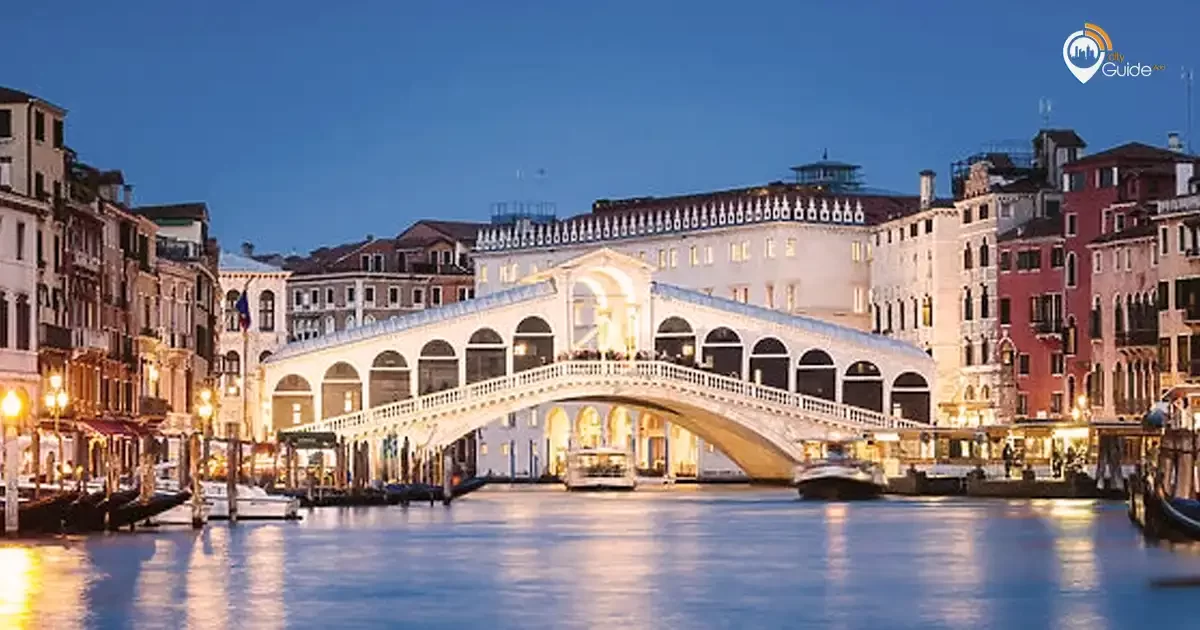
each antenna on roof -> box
[822,148,829,160]
[1184,67,1194,153]
[1039,97,1053,127]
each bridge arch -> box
[514,316,554,372]
[654,316,696,362]
[273,374,314,430]
[466,327,507,384]
[703,326,744,378]
[543,407,571,475]
[321,362,362,418]
[576,406,603,448]
[796,349,836,401]
[843,360,883,412]
[369,350,411,407]
[418,340,458,394]
[750,337,789,389]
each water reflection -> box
[0,492,1196,629]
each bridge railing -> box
[287,360,923,437]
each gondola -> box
[109,491,193,531]
[0,491,82,535]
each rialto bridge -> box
[263,249,935,480]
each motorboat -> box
[794,447,887,500]
[564,447,637,491]
[204,482,300,521]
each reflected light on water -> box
[187,528,230,629]
[0,547,35,627]
[823,503,848,586]
[245,526,286,630]
[134,539,183,628]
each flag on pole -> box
[235,290,251,331]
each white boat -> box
[794,451,887,500]
[564,447,637,491]
[151,463,299,521]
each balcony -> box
[1032,319,1063,338]
[69,251,100,274]
[39,323,72,351]
[71,328,109,354]
[139,396,171,417]
[1115,328,1159,348]
[155,237,204,262]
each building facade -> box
[217,251,290,441]
[0,190,41,413]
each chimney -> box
[1169,132,1183,152]
[241,241,255,257]
[919,170,935,209]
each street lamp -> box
[2,390,24,536]
[43,374,69,491]
[189,387,214,528]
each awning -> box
[77,418,151,437]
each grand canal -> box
[3,488,1199,629]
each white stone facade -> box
[0,191,41,409]
[217,252,290,441]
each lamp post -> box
[193,388,214,528]
[44,374,68,492]
[224,379,240,524]
[2,390,24,536]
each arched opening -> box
[369,350,411,407]
[1067,374,1077,415]
[259,350,273,363]
[749,337,789,389]
[544,407,571,476]
[224,290,240,331]
[418,340,458,394]
[224,350,241,376]
[606,406,634,450]
[273,375,314,429]
[795,349,836,401]
[321,362,362,418]
[890,372,930,423]
[514,316,554,372]
[702,326,743,379]
[655,316,696,363]
[575,407,603,449]
[843,360,883,412]
[465,327,507,384]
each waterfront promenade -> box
[3,487,1199,629]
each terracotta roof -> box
[997,215,1063,242]
[136,202,209,222]
[1089,221,1156,245]
[394,219,486,248]
[1067,142,1195,167]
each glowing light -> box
[1,391,21,421]
[55,391,67,408]
[48,373,62,390]
[513,343,528,357]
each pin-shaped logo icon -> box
[1063,23,1112,84]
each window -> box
[657,249,666,268]
[962,206,973,224]
[0,157,10,189]
[1000,250,1012,271]
[15,221,25,260]
[457,286,473,301]
[1178,335,1190,372]
[388,286,399,305]
[963,287,974,321]
[259,291,275,331]
[980,286,991,319]
[765,284,774,308]
[785,238,796,257]
[1050,392,1064,414]
[34,111,45,142]
[1123,249,1131,271]
[765,238,775,258]
[689,245,699,266]
[479,265,488,283]
[704,245,714,265]
[1045,199,1061,217]
[1114,213,1126,232]
[851,241,863,262]
[922,296,933,327]
[1017,393,1029,416]
[346,287,356,304]
[669,247,678,268]
[1018,353,1031,376]
[964,341,974,367]
[361,254,371,271]
[1093,251,1103,274]
[963,244,973,270]
[853,286,867,313]
[0,293,7,348]
[979,241,990,267]
[413,288,425,305]
[978,203,989,220]
[1000,297,1011,324]
[1099,167,1115,188]
[0,109,11,138]
[15,295,30,350]
[1067,172,1086,191]
[1066,213,1077,236]
[293,290,303,308]
[924,218,933,234]
[1000,202,1012,219]
[1066,252,1077,288]
[430,286,442,306]
[909,223,918,238]
[364,286,375,304]
[786,285,796,311]
[1051,353,1064,375]
[326,288,335,305]
[1050,246,1065,268]
[53,119,63,148]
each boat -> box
[109,491,194,530]
[204,482,300,520]
[1127,396,1200,541]
[563,447,637,491]
[794,446,887,500]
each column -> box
[664,420,673,479]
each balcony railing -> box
[1032,319,1063,336]
[69,251,100,273]
[39,323,72,350]
[1115,328,1159,348]
[156,237,204,262]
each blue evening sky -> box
[3,1,1196,253]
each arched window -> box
[963,339,975,366]
[980,336,990,364]
[963,243,973,270]
[225,290,240,332]
[979,240,990,267]
[258,290,275,331]
[1113,294,1124,336]
[1066,252,1077,288]
[980,285,990,319]
[963,287,974,321]
[324,315,336,335]
[224,350,241,376]
[898,300,906,330]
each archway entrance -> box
[843,361,883,412]
[749,337,789,389]
[465,328,507,384]
[702,327,743,378]
[321,362,361,419]
[795,349,835,400]
[418,340,458,394]
[655,317,696,363]
[544,407,571,476]
[514,316,554,372]
[369,351,411,407]
[891,372,931,422]
[273,375,314,429]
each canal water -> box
[3,487,1199,629]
